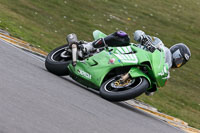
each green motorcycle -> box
[45,30,169,101]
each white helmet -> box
[133,30,145,43]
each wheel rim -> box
[104,77,143,92]
[50,47,71,62]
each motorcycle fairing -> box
[68,30,169,90]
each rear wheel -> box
[100,76,149,102]
[45,45,72,76]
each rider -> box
[133,30,191,95]
[134,30,191,69]
[77,30,191,95]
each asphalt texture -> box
[0,40,183,133]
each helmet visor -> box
[173,49,184,68]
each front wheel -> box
[45,45,72,76]
[100,76,149,102]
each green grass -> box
[0,0,200,129]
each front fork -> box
[117,68,152,89]
[120,73,130,82]
[66,33,78,66]
[71,44,77,66]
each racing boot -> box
[81,38,106,54]
[92,38,107,48]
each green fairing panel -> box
[133,48,168,87]
[150,50,168,87]
[129,67,151,85]
[68,50,124,89]
[68,45,149,89]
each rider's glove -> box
[141,35,150,45]
[141,35,156,53]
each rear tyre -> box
[45,45,72,76]
[100,76,149,102]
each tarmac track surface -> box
[0,40,183,133]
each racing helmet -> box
[170,43,191,68]
[133,30,145,43]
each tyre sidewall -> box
[100,77,149,102]
[45,45,71,76]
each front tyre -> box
[100,76,149,102]
[45,45,72,76]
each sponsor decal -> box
[158,66,168,76]
[109,58,115,64]
[78,69,92,79]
